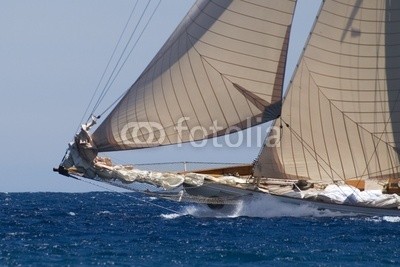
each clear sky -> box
[0,0,321,192]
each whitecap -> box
[160,213,182,219]
[361,216,382,223]
[382,216,400,223]
[97,210,112,215]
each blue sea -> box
[1,192,400,266]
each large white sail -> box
[92,0,296,151]
[255,0,400,183]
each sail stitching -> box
[185,2,261,129]
[184,32,215,135]
[157,46,178,144]
[186,32,285,124]
[201,60,231,128]
[186,31,260,125]
[306,67,399,151]
[280,117,343,181]
[305,69,324,180]
[302,58,400,179]
[297,71,311,179]
[184,23,285,94]
[211,0,294,27]
[279,114,396,193]
[92,0,295,151]
[166,35,194,142]
[185,26,284,57]
[175,31,201,142]
[221,77,246,129]
[148,57,173,145]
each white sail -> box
[92,0,296,151]
[255,0,400,183]
[55,0,400,214]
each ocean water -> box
[1,192,400,266]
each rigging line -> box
[303,59,398,146]
[92,0,153,115]
[98,0,162,118]
[279,117,367,201]
[69,174,183,215]
[96,90,126,119]
[305,59,400,178]
[107,160,248,166]
[279,118,343,181]
[77,0,139,132]
[95,0,162,117]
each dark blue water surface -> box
[1,192,400,266]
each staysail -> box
[92,0,296,151]
[255,0,400,183]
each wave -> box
[160,195,351,219]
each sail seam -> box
[301,56,400,180]
[211,0,294,26]
[176,31,201,141]
[304,59,399,152]
[184,34,215,134]
[186,32,281,61]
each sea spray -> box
[173,194,350,218]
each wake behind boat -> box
[54,0,400,216]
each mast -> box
[255,0,400,183]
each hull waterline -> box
[269,194,400,217]
[186,183,400,217]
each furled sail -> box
[255,0,400,183]
[92,0,296,151]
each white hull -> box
[185,183,400,217]
[268,193,400,217]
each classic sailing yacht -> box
[54,0,400,216]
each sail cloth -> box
[92,0,296,151]
[255,0,400,183]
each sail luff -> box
[92,0,297,152]
[255,0,400,183]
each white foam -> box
[160,213,183,219]
[182,203,242,218]
[382,216,400,223]
[238,196,349,218]
[182,195,349,218]
[158,196,400,219]
[97,210,112,215]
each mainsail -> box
[92,0,296,151]
[255,0,400,183]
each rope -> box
[78,0,162,130]
[91,0,154,115]
[133,161,249,166]
[97,0,162,118]
[77,0,140,131]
